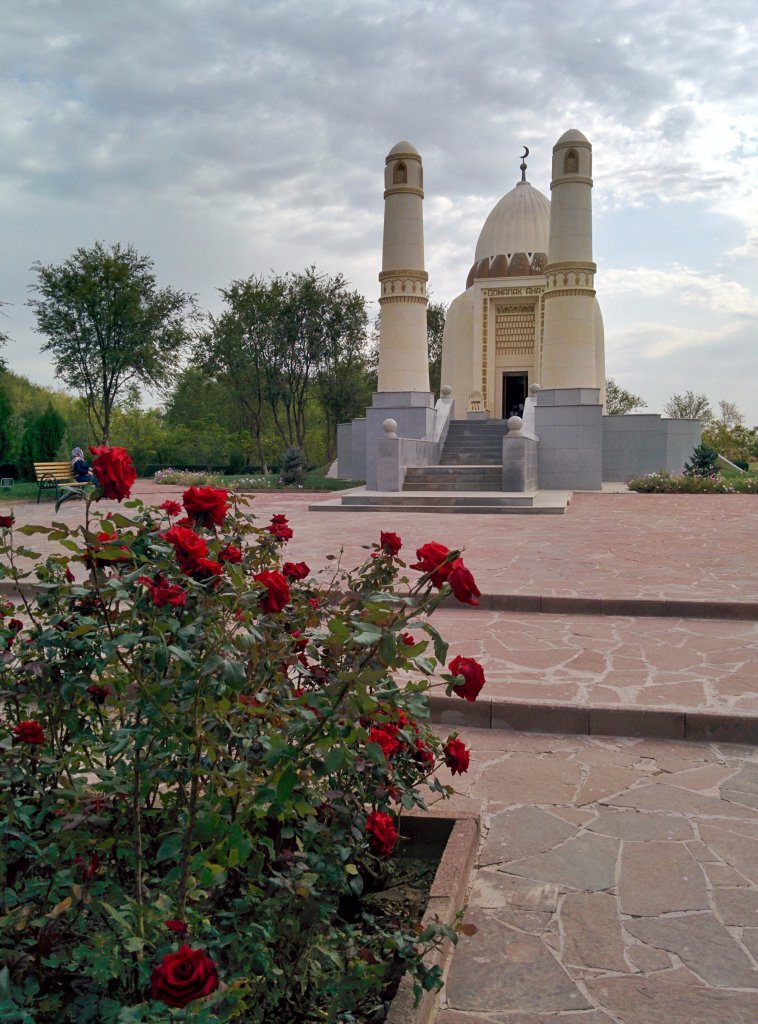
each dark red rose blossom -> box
[365,811,398,857]
[64,567,76,583]
[267,514,293,541]
[380,531,402,556]
[8,618,22,633]
[410,541,453,588]
[183,486,229,528]
[369,725,403,760]
[219,544,243,564]
[254,570,290,613]
[160,499,182,517]
[307,597,321,610]
[75,852,101,881]
[138,575,188,608]
[448,655,485,702]
[13,720,45,745]
[400,632,416,646]
[447,558,481,606]
[87,684,111,705]
[165,919,188,937]
[161,525,210,576]
[282,560,310,581]
[443,736,470,775]
[0,514,14,529]
[414,740,435,766]
[89,445,137,501]
[150,945,219,1008]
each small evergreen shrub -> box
[683,443,719,477]
[281,447,307,486]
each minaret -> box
[377,141,430,392]
[540,129,599,389]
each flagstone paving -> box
[432,728,758,1024]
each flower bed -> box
[627,470,758,493]
[1,449,484,1022]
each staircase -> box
[402,420,509,492]
[439,420,510,465]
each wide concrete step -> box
[404,466,503,491]
[343,492,535,507]
[440,452,503,465]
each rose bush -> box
[0,468,484,1023]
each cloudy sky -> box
[2,0,757,423]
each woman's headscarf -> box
[71,447,84,469]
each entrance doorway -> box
[503,372,528,420]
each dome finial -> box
[519,146,529,183]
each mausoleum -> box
[336,132,700,503]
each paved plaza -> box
[2,484,758,1021]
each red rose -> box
[183,486,229,529]
[254,570,290,613]
[448,655,485,702]
[365,811,398,857]
[165,919,188,937]
[219,545,243,564]
[282,561,310,581]
[138,575,188,608]
[447,559,481,606]
[162,525,209,572]
[87,684,111,705]
[267,514,293,541]
[380,531,402,556]
[414,740,435,766]
[150,945,219,1008]
[89,445,137,501]
[8,618,22,633]
[410,541,453,588]
[443,737,470,775]
[400,632,416,646]
[160,500,182,517]
[369,725,403,760]
[75,852,101,882]
[0,515,14,529]
[13,720,45,745]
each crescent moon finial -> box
[521,146,529,159]
[519,146,529,182]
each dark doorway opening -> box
[503,372,528,420]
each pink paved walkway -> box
[3,487,757,604]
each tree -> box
[29,242,194,444]
[684,443,719,477]
[663,391,713,422]
[427,299,447,398]
[605,378,647,415]
[203,268,369,467]
[0,381,13,464]
[717,399,744,428]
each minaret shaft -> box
[377,143,430,392]
[541,132,600,390]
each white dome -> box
[474,180,550,263]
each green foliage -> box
[663,391,713,422]
[0,379,14,464]
[683,443,719,477]
[604,378,647,415]
[29,241,194,444]
[701,421,757,465]
[281,447,307,486]
[203,268,370,468]
[427,300,447,399]
[0,489,474,1021]
[17,403,68,478]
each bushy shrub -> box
[281,447,307,486]
[154,467,226,486]
[683,443,719,477]
[0,459,483,1022]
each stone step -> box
[343,492,535,507]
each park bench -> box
[33,462,92,510]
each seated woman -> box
[71,447,95,483]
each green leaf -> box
[155,832,184,863]
[123,936,144,953]
[378,633,396,662]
